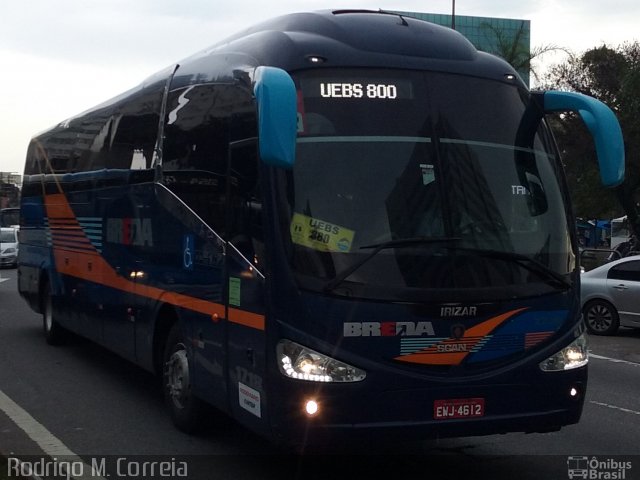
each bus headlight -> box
[539,333,589,371]
[277,339,366,383]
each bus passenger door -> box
[225,139,269,435]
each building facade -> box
[0,172,21,209]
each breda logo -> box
[344,321,435,337]
[106,218,153,247]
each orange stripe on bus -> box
[44,193,264,331]
[394,308,528,365]
[228,307,266,330]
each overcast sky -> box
[1,0,638,174]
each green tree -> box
[542,43,640,233]
[480,21,569,84]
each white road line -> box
[589,352,640,367]
[589,401,640,416]
[0,389,105,479]
[588,353,640,417]
[0,277,9,283]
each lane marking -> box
[589,353,640,417]
[589,352,640,367]
[0,277,9,283]
[589,401,640,416]
[0,389,105,479]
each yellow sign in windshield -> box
[290,213,355,253]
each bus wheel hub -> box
[166,350,190,408]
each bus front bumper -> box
[268,374,587,449]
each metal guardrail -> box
[580,248,616,272]
[580,247,640,271]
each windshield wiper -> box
[445,247,571,289]
[323,236,461,293]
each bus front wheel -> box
[163,323,205,433]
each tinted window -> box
[0,229,17,242]
[162,83,256,235]
[608,260,640,282]
[25,78,165,177]
[228,141,265,271]
[0,209,20,227]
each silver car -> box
[581,255,640,335]
[0,227,18,268]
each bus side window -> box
[228,142,265,270]
[106,115,158,171]
[65,77,166,175]
[162,84,237,236]
[105,85,164,171]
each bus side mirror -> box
[543,91,625,188]
[253,66,297,169]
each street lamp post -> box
[452,0,456,30]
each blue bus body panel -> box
[265,290,585,444]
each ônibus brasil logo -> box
[567,456,632,479]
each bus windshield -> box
[0,208,20,228]
[276,69,574,301]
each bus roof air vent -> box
[332,9,409,26]
[332,9,378,15]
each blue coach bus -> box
[18,10,624,448]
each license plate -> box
[434,398,485,420]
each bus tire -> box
[42,281,66,345]
[163,323,205,433]
[583,299,619,335]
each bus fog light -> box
[305,399,319,416]
[570,387,578,397]
[277,339,366,383]
[539,333,588,371]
